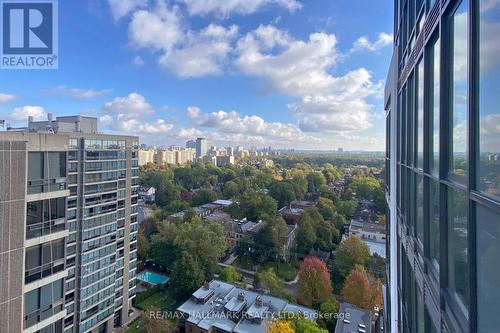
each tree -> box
[320,297,340,332]
[149,223,178,269]
[269,181,297,208]
[137,230,150,261]
[171,251,205,297]
[290,315,328,333]
[155,180,182,207]
[223,180,239,199]
[298,257,332,306]
[253,218,288,262]
[332,214,347,233]
[348,176,381,200]
[322,163,342,184]
[192,188,218,206]
[296,221,316,255]
[334,236,371,281]
[173,218,227,278]
[365,254,387,282]
[141,308,174,333]
[289,175,308,199]
[140,217,159,238]
[372,278,383,310]
[373,187,387,213]
[307,172,327,193]
[341,265,372,310]
[317,197,336,221]
[219,267,241,284]
[336,200,358,218]
[267,321,294,333]
[258,268,283,295]
[231,190,277,222]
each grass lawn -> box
[261,262,297,282]
[134,288,178,312]
[234,255,256,271]
[125,318,145,333]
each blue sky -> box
[0,0,393,150]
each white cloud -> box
[107,0,147,21]
[480,114,500,152]
[0,93,16,104]
[117,117,173,134]
[128,2,184,52]
[99,114,114,126]
[235,25,339,96]
[235,25,381,132]
[100,93,174,135]
[7,106,47,122]
[133,55,145,66]
[103,93,155,117]
[178,0,302,17]
[44,86,111,100]
[127,2,237,77]
[187,106,322,143]
[351,32,393,52]
[159,24,238,77]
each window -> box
[23,280,64,329]
[416,175,423,244]
[416,59,424,169]
[477,205,500,332]
[430,38,440,175]
[28,153,44,181]
[449,0,468,179]
[429,179,440,271]
[48,152,66,179]
[478,3,500,198]
[447,188,468,310]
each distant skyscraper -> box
[226,146,234,156]
[385,1,500,332]
[196,138,208,158]
[186,140,196,149]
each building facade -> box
[385,1,499,332]
[0,116,139,333]
[0,132,69,333]
[195,138,207,158]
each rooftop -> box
[334,302,372,333]
[177,280,317,333]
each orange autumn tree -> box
[341,265,372,310]
[298,257,332,306]
[267,320,294,333]
[371,278,383,310]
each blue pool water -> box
[136,271,169,285]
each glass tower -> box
[385,0,500,332]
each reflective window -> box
[430,38,440,175]
[447,188,468,310]
[429,180,440,271]
[450,0,468,179]
[477,205,500,332]
[478,3,500,198]
[416,175,424,244]
[28,152,43,181]
[417,59,424,169]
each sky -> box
[0,0,394,150]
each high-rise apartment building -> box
[195,137,208,158]
[0,132,69,333]
[0,116,139,333]
[385,1,499,332]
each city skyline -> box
[0,0,392,151]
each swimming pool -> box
[136,270,170,285]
